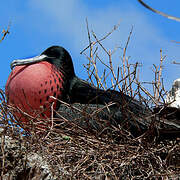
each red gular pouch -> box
[5,61,65,132]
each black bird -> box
[6,46,148,134]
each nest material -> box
[1,98,180,179]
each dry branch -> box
[1,23,180,179]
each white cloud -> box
[29,0,180,90]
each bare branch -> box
[138,0,180,22]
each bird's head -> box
[10,46,75,79]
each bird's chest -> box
[5,62,65,127]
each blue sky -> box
[1,0,180,92]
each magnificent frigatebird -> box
[5,46,149,134]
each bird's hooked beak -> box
[10,54,52,69]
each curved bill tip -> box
[10,54,48,70]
